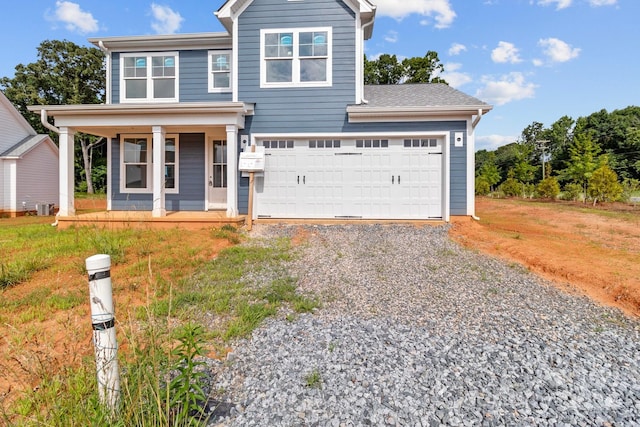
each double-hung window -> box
[121,52,179,102]
[261,27,332,88]
[121,135,179,193]
[208,51,232,92]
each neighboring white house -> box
[0,91,58,217]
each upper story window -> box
[260,27,332,88]
[121,52,179,102]
[208,51,232,93]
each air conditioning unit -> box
[36,203,55,216]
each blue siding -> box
[449,130,468,215]
[180,51,233,103]
[238,0,357,134]
[166,133,206,211]
[111,137,152,210]
[112,53,120,104]
[111,134,205,211]
[111,51,232,104]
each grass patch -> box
[1,218,316,426]
[304,368,322,389]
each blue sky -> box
[0,0,637,151]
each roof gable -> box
[0,91,35,132]
[0,91,38,153]
[216,0,376,38]
[0,135,57,159]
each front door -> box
[208,139,227,209]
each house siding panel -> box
[111,51,233,104]
[166,133,205,211]
[111,134,205,211]
[237,0,357,134]
[0,160,6,211]
[112,53,120,104]
[0,106,30,153]
[111,137,152,210]
[16,142,59,212]
[449,131,467,215]
[180,51,233,103]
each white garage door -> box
[255,137,443,219]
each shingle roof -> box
[0,135,52,158]
[361,83,491,109]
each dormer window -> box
[208,51,232,93]
[260,27,332,88]
[120,52,179,103]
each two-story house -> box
[29,0,491,222]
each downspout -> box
[40,109,62,226]
[98,41,111,104]
[40,109,60,134]
[360,18,375,105]
[472,108,483,130]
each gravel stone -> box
[208,224,640,426]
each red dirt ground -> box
[450,197,640,318]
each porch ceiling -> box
[27,102,255,138]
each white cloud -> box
[477,134,517,151]
[538,37,581,63]
[440,62,473,88]
[532,58,544,67]
[589,0,617,6]
[491,41,522,64]
[374,0,457,29]
[150,3,184,34]
[537,0,573,9]
[475,72,537,106]
[53,1,98,34]
[448,43,467,56]
[384,30,398,43]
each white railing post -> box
[86,254,120,413]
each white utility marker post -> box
[86,254,120,413]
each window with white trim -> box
[261,27,332,87]
[121,52,178,102]
[120,135,179,193]
[164,137,178,191]
[208,51,232,92]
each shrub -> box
[588,165,623,205]
[561,183,584,201]
[499,177,521,197]
[475,176,490,196]
[536,177,560,200]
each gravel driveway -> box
[210,225,640,426]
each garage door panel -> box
[256,138,443,219]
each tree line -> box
[476,107,640,204]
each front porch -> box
[56,210,246,230]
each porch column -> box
[59,127,76,217]
[225,125,239,217]
[152,126,166,217]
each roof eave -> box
[27,102,255,117]
[347,105,493,115]
[88,33,232,51]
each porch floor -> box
[56,210,246,230]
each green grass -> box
[304,368,322,389]
[1,221,317,426]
